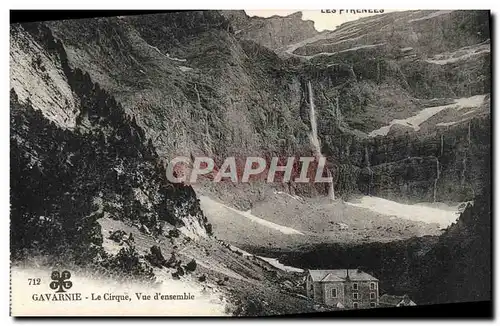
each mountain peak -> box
[222,10,318,50]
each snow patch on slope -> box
[258,257,304,273]
[229,244,252,256]
[302,43,385,59]
[409,10,454,22]
[227,243,304,273]
[232,208,304,235]
[199,196,304,235]
[282,31,333,56]
[346,196,461,228]
[425,43,490,65]
[178,215,208,240]
[145,43,187,62]
[178,66,193,72]
[369,94,487,137]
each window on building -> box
[370,292,376,300]
[370,282,376,290]
[353,302,359,309]
[352,292,359,300]
[352,283,358,291]
[331,288,337,298]
[370,302,376,308]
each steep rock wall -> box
[23,10,491,205]
[10,24,211,261]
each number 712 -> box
[28,278,41,285]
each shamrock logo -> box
[49,270,72,293]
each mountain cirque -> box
[10,10,491,315]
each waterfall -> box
[433,157,440,203]
[326,169,335,200]
[308,81,335,200]
[461,122,470,189]
[440,134,444,157]
[335,96,342,128]
[468,122,471,146]
[307,81,321,157]
[461,152,467,187]
[365,146,373,196]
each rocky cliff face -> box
[244,10,491,202]
[309,10,491,203]
[43,12,308,162]
[10,23,211,262]
[221,11,320,50]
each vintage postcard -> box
[9,9,491,317]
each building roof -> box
[308,269,378,282]
[380,294,414,306]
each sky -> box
[245,10,401,31]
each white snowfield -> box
[408,10,454,23]
[301,43,386,60]
[199,196,304,235]
[228,243,303,273]
[369,94,487,137]
[425,43,490,65]
[227,243,303,273]
[145,43,187,62]
[346,196,462,228]
[235,209,305,235]
[281,31,334,57]
[178,66,193,72]
[258,256,304,273]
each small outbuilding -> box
[379,294,416,307]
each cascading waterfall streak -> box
[308,81,335,200]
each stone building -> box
[306,269,379,309]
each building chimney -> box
[346,269,350,281]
